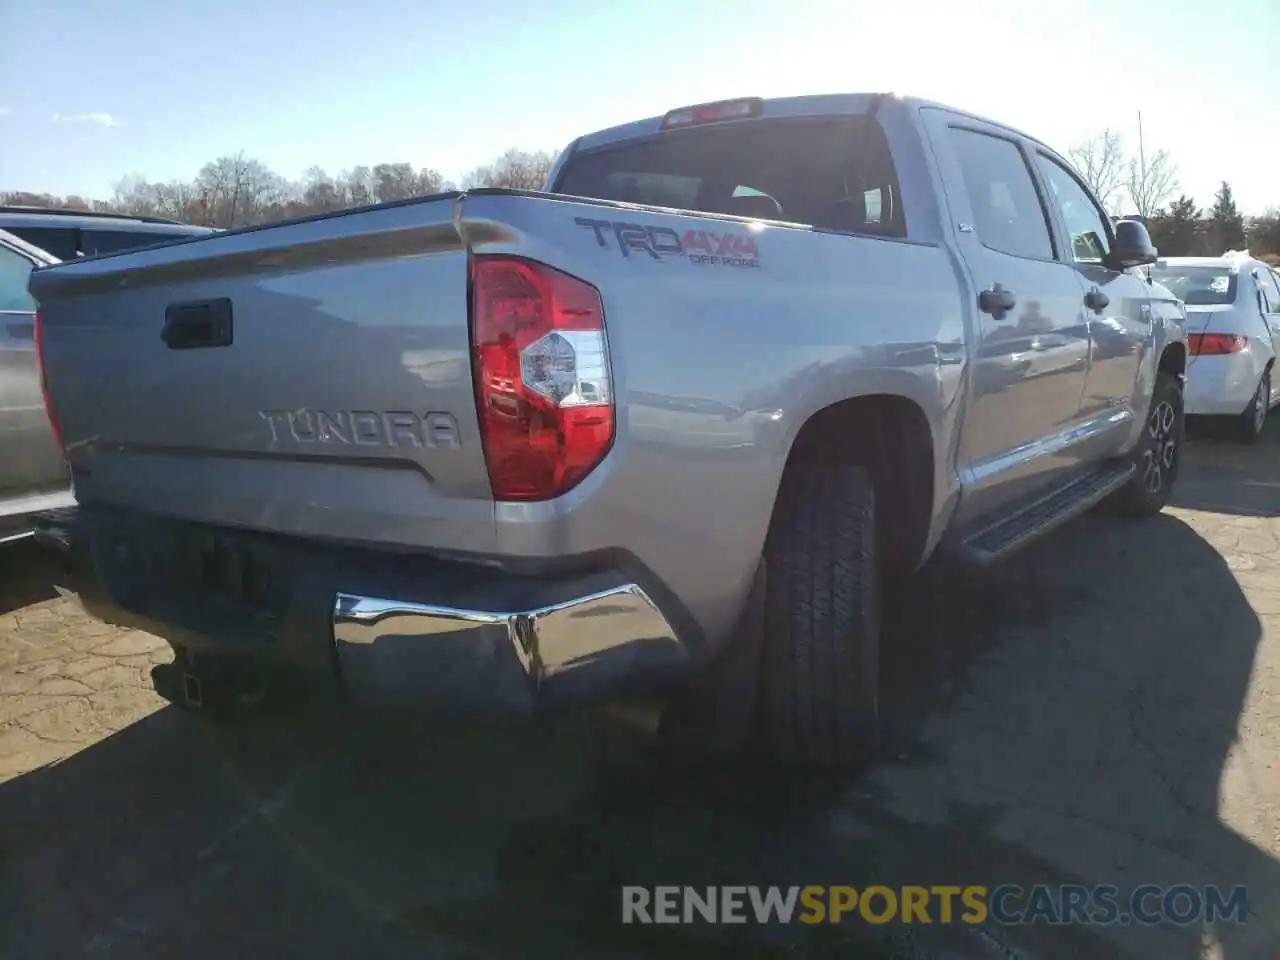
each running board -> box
[957,462,1134,567]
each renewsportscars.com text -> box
[621,884,1249,927]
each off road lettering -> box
[575,217,761,269]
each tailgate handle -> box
[162,299,233,350]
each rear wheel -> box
[757,462,880,766]
[1237,368,1270,444]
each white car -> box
[1149,252,1280,443]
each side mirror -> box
[1108,219,1158,270]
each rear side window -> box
[554,115,906,237]
[4,225,80,260]
[947,128,1054,261]
[0,245,37,312]
[1255,268,1280,313]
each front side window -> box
[947,127,1054,260]
[0,245,37,312]
[1035,154,1112,265]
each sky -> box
[1,0,1277,213]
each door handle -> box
[1084,288,1109,313]
[162,299,233,350]
[978,283,1016,316]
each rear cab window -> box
[553,115,906,238]
[82,229,186,256]
[1147,265,1238,306]
[4,226,81,260]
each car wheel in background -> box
[1237,368,1271,444]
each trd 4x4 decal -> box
[574,217,760,268]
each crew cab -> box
[28,94,1186,765]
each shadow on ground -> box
[0,540,58,616]
[2,439,1279,958]
[1172,418,1280,517]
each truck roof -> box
[570,92,1054,157]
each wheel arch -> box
[777,390,938,576]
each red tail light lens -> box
[1189,333,1247,356]
[470,255,614,501]
[33,309,64,452]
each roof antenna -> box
[1136,109,1154,285]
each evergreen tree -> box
[1208,181,1247,253]
[1246,210,1280,257]
[1148,195,1202,256]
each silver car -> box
[1150,253,1280,443]
[0,228,74,544]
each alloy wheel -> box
[1255,374,1269,433]
[1143,399,1178,494]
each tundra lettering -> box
[258,409,461,449]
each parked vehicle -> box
[1149,252,1280,443]
[28,93,1187,765]
[0,229,74,544]
[0,206,215,261]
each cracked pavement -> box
[2,425,1279,959]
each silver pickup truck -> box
[29,93,1187,765]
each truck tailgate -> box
[28,195,498,553]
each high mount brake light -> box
[33,309,64,452]
[660,97,763,130]
[469,256,614,501]
[1188,333,1247,356]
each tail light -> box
[33,309,64,452]
[1189,333,1247,356]
[469,255,613,501]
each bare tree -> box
[300,166,345,214]
[6,148,543,227]
[1067,129,1125,212]
[1126,147,1179,220]
[462,149,556,190]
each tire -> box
[758,462,880,766]
[1113,370,1184,518]
[1237,368,1270,445]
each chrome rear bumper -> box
[332,582,687,711]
